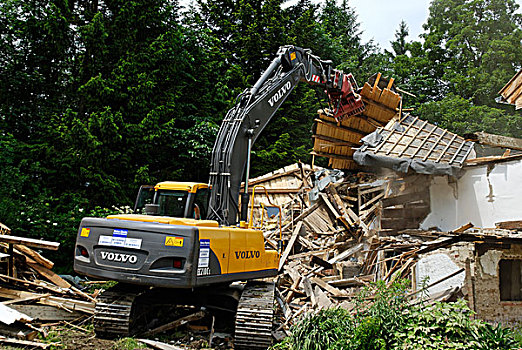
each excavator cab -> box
[133,182,209,220]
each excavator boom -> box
[207,45,364,225]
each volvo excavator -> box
[73,45,365,348]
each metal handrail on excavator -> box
[248,185,283,252]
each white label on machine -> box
[111,237,125,247]
[198,239,210,268]
[99,235,113,246]
[98,235,142,249]
[124,238,142,249]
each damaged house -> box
[248,73,522,332]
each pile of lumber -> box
[260,170,479,336]
[0,223,95,349]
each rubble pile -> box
[249,165,522,337]
[0,223,95,349]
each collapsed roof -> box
[353,114,475,176]
[312,73,479,176]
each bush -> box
[273,280,522,350]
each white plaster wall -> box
[416,253,465,295]
[421,159,522,231]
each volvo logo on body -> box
[100,251,138,264]
[268,81,292,107]
[235,250,260,259]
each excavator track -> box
[234,281,275,349]
[94,285,147,338]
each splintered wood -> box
[267,167,497,334]
[0,231,95,346]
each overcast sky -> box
[181,0,522,51]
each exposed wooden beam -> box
[466,131,522,151]
[0,235,59,251]
[312,134,360,147]
[314,118,367,137]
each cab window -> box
[134,185,155,213]
[157,190,188,217]
[193,188,209,219]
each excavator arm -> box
[207,45,364,225]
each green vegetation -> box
[0,0,520,271]
[273,281,521,350]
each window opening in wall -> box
[499,259,522,301]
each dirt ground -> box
[10,322,233,350]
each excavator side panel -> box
[195,226,278,287]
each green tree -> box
[423,0,522,106]
[387,20,409,57]
[0,0,224,270]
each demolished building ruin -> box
[245,73,522,336]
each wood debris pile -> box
[250,168,507,336]
[0,223,95,349]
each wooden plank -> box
[0,336,58,349]
[281,201,321,233]
[360,192,384,211]
[319,193,340,218]
[310,277,345,298]
[0,235,59,250]
[285,273,302,304]
[0,273,65,294]
[14,245,54,269]
[467,132,522,151]
[310,151,354,161]
[495,220,522,230]
[2,293,50,305]
[0,303,33,324]
[0,323,38,341]
[381,190,429,207]
[143,311,206,336]
[327,243,364,265]
[279,222,305,271]
[313,134,360,147]
[242,167,301,188]
[0,288,95,314]
[328,274,375,287]
[28,263,71,289]
[314,118,366,137]
[453,222,474,233]
[8,304,82,321]
[310,255,333,270]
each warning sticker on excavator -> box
[165,236,184,247]
[80,228,90,237]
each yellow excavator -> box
[73,45,364,348]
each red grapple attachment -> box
[327,72,365,122]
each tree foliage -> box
[0,0,520,270]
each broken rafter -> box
[466,131,522,151]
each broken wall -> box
[474,242,522,324]
[415,242,472,296]
[421,158,522,231]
